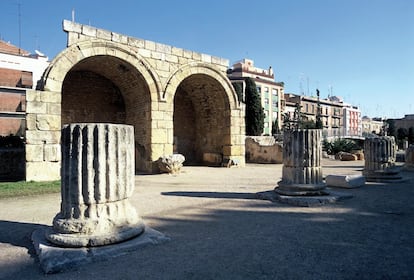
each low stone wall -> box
[0,148,25,180]
[245,136,283,164]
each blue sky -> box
[1,0,413,118]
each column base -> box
[257,189,352,207]
[46,222,145,247]
[275,181,328,196]
[33,226,169,274]
[363,169,405,183]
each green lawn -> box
[0,180,60,199]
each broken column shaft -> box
[363,136,402,182]
[47,123,145,247]
[275,129,327,196]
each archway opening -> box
[173,74,231,166]
[61,55,152,172]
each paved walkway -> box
[1,159,413,279]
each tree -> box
[386,119,396,137]
[302,119,317,129]
[408,127,414,145]
[232,82,243,103]
[244,78,265,135]
[272,119,279,135]
[282,112,292,130]
[397,127,408,140]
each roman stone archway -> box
[165,64,241,166]
[24,20,246,181]
[41,40,161,173]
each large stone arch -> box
[164,63,242,166]
[41,39,162,172]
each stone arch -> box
[164,63,240,165]
[41,39,162,172]
[164,63,239,109]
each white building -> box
[227,58,284,135]
[361,116,384,136]
[343,104,362,137]
[0,40,50,136]
[0,40,49,89]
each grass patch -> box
[0,180,60,199]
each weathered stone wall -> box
[62,71,126,124]
[245,136,283,164]
[25,90,61,181]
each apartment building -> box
[0,40,49,136]
[343,104,362,137]
[361,116,384,136]
[227,59,284,135]
[283,93,362,138]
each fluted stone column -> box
[46,123,145,247]
[275,129,327,196]
[363,136,401,182]
[405,144,414,171]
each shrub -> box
[323,138,359,155]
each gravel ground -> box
[1,159,413,279]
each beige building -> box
[227,59,284,135]
[362,116,384,136]
[284,93,343,138]
[282,93,362,138]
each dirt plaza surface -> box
[1,159,413,279]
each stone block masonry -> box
[26,90,61,181]
[62,20,230,81]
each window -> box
[264,87,269,93]
[272,100,278,107]
[256,86,261,93]
[264,98,269,105]
[272,89,278,96]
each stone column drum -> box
[46,123,145,247]
[275,129,327,196]
[363,136,401,181]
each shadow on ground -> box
[2,171,414,279]
[162,191,257,199]
[0,221,46,251]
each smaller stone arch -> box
[164,62,240,109]
[164,63,244,166]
